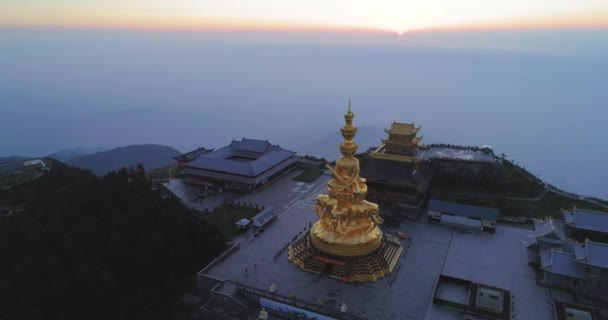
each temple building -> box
[527,208,608,297]
[360,120,432,215]
[288,103,403,282]
[371,121,423,162]
[427,199,499,233]
[181,138,296,192]
[433,274,512,320]
[562,207,608,242]
[173,146,214,171]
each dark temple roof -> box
[173,146,214,162]
[186,138,296,178]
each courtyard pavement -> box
[203,181,561,320]
[163,169,329,214]
[163,179,237,212]
[177,161,570,319]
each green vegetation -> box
[293,169,325,183]
[0,161,47,190]
[431,159,544,197]
[148,165,178,180]
[205,203,260,239]
[429,158,608,219]
[431,190,607,219]
[0,163,225,320]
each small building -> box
[539,249,585,289]
[360,120,431,216]
[481,145,494,155]
[235,218,251,230]
[183,138,296,192]
[433,274,512,320]
[371,121,423,162]
[527,209,608,298]
[553,301,601,320]
[23,159,46,168]
[252,206,276,229]
[173,146,214,171]
[427,199,499,232]
[533,218,568,248]
[562,207,608,242]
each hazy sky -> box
[3,0,608,32]
[1,3,607,197]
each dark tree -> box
[0,162,225,320]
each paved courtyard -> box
[163,179,236,212]
[203,183,562,320]
[163,169,330,214]
[425,226,555,320]
[235,169,331,214]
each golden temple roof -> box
[386,121,420,135]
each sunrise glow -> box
[2,0,608,33]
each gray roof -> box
[428,199,499,221]
[236,138,271,153]
[236,218,251,226]
[534,219,567,244]
[186,138,296,177]
[252,206,275,227]
[183,155,295,185]
[573,240,608,269]
[541,250,585,279]
[562,208,608,233]
[173,146,213,161]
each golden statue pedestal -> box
[310,222,382,257]
[288,102,404,283]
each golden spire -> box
[340,100,358,156]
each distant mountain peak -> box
[67,144,181,175]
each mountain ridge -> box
[66,144,182,175]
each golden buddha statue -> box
[310,102,384,256]
[288,101,403,283]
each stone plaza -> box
[198,172,569,319]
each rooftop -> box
[186,138,296,177]
[541,250,585,279]
[428,199,500,221]
[573,240,608,269]
[173,146,213,162]
[562,208,608,233]
[386,121,420,135]
[534,218,567,244]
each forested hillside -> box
[0,162,225,320]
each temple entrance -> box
[322,263,334,277]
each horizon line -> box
[2,16,608,35]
